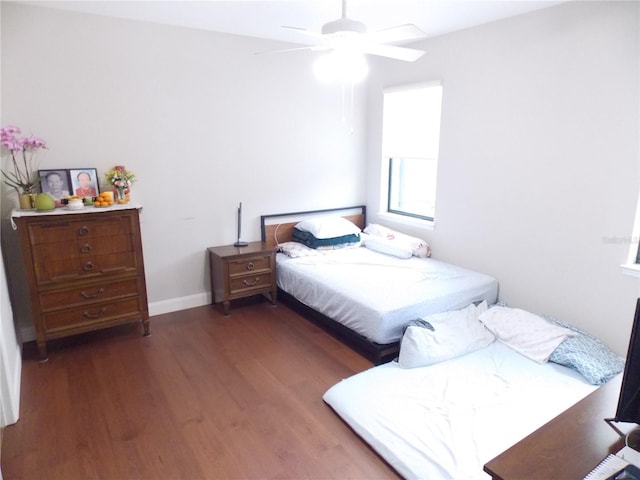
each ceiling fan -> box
[268,0,427,63]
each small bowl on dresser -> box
[67,198,84,210]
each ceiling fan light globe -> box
[313,49,368,84]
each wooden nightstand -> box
[208,241,277,315]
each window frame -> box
[387,157,435,222]
[381,81,443,224]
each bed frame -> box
[260,205,400,365]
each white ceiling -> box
[21,0,566,46]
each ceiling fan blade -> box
[366,24,426,45]
[254,45,330,56]
[361,43,425,62]
[282,26,326,42]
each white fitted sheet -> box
[276,247,498,344]
[323,341,600,480]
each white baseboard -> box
[20,292,212,342]
[148,292,211,317]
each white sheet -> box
[323,341,600,480]
[277,247,498,344]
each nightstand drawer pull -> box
[83,261,94,271]
[83,307,106,318]
[242,276,260,286]
[246,262,255,271]
[78,226,90,236]
[81,243,92,253]
[80,288,104,299]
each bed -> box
[323,303,625,479]
[260,206,498,364]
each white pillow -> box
[479,306,577,363]
[295,216,361,239]
[278,241,320,258]
[398,301,495,368]
[363,223,431,258]
[363,236,412,259]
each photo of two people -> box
[39,168,99,206]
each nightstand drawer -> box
[228,255,272,276]
[229,272,273,295]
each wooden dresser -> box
[12,206,149,360]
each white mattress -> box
[276,247,498,344]
[323,341,600,480]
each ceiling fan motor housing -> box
[322,18,367,35]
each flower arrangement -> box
[0,125,47,195]
[104,165,136,202]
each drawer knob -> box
[246,262,255,271]
[78,226,90,236]
[80,288,104,299]
[83,307,106,319]
[242,276,260,286]
[83,261,94,271]
[81,243,92,254]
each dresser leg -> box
[223,301,231,316]
[142,319,151,336]
[37,342,48,362]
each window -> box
[382,83,443,221]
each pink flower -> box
[0,125,20,137]
[22,136,46,149]
[0,125,47,194]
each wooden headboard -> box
[260,205,367,249]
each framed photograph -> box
[69,168,100,199]
[39,169,71,206]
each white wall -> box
[1,3,367,333]
[2,2,638,357]
[366,1,640,355]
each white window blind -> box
[382,83,443,159]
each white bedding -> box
[323,341,600,480]
[276,246,498,344]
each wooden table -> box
[484,375,630,479]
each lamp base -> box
[234,241,249,247]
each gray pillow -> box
[545,315,624,385]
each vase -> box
[18,193,36,209]
[115,188,129,204]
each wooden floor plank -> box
[1,300,399,479]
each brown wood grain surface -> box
[1,299,399,479]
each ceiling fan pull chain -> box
[349,81,355,134]
[341,81,347,125]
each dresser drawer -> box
[33,251,137,284]
[229,272,273,295]
[28,215,133,245]
[43,297,143,334]
[228,255,272,276]
[39,278,140,311]
[33,234,134,261]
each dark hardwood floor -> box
[1,298,400,479]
